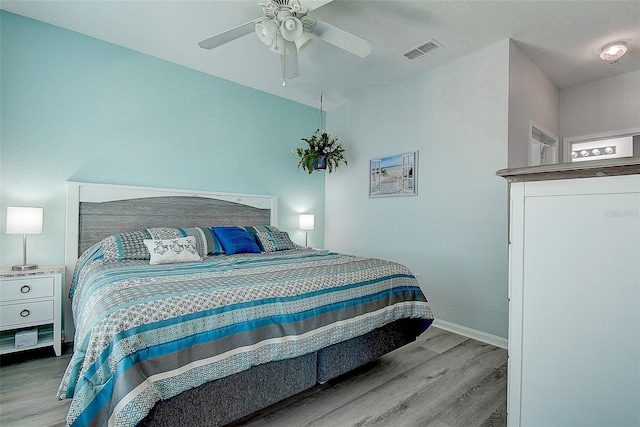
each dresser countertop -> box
[496,157,640,183]
[0,265,65,278]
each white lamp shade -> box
[281,41,299,79]
[6,207,43,234]
[294,32,313,51]
[255,20,279,46]
[280,16,303,42]
[299,214,315,230]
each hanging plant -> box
[295,130,347,174]
[294,93,347,174]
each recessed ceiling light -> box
[599,41,628,61]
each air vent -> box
[403,39,443,60]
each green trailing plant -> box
[294,129,347,174]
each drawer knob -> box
[20,285,31,294]
[20,309,30,318]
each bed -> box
[59,182,434,427]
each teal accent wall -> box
[0,11,325,268]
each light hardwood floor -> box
[0,327,507,427]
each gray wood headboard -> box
[63,181,279,342]
[78,196,271,255]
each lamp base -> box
[11,264,38,271]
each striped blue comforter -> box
[58,247,433,427]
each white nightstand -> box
[0,266,63,357]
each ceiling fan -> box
[198,0,374,86]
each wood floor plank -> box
[295,341,506,427]
[0,346,72,427]
[422,362,508,427]
[480,402,508,427]
[417,327,469,354]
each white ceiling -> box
[2,0,639,110]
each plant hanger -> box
[294,93,347,174]
[317,92,325,132]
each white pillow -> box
[143,236,202,265]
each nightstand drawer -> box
[0,277,54,302]
[0,301,54,328]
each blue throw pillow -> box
[211,226,261,255]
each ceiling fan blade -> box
[198,20,258,50]
[312,19,373,58]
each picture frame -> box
[369,151,418,198]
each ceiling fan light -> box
[282,41,299,79]
[599,41,628,61]
[255,20,279,46]
[280,16,303,42]
[295,32,313,51]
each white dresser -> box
[498,159,640,426]
[0,266,63,356]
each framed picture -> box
[369,151,418,198]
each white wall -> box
[508,41,560,167]
[326,40,510,339]
[560,70,640,139]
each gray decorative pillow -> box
[246,225,280,250]
[256,230,296,252]
[147,227,183,240]
[101,229,152,262]
[179,227,211,258]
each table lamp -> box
[299,214,315,247]
[6,206,43,271]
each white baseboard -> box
[431,319,508,349]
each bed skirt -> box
[140,318,430,426]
